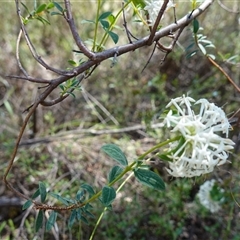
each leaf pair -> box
[101,144,165,191]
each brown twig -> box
[147,0,169,45]
[64,0,95,59]
[207,56,240,92]
[7,75,51,84]
[15,0,73,76]
[4,0,215,211]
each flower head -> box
[162,95,235,178]
[144,0,175,25]
[197,179,224,213]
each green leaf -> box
[85,203,93,210]
[207,54,216,60]
[4,100,13,116]
[100,19,109,29]
[85,210,95,218]
[76,209,82,221]
[50,11,63,16]
[39,182,47,203]
[46,211,58,231]
[108,14,115,25]
[68,210,76,228]
[193,19,199,34]
[22,200,32,210]
[21,2,31,15]
[53,1,63,12]
[101,144,128,166]
[98,11,112,20]
[35,210,44,232]
[49,192,74,205]
[46,2,55,10]
[134,169,165,191]
[186,50,198,59]
[108,31,119,44]
[35,3,47,14]
[131,0,146,8]
[36,16,50,25]
[31,188,40,199]
[198,43,206,55]
[108,166,123,183]
[76,190,85,202]
[68,59,77,67]
[186,42,195,51]
[101,186,116,206]
[81,184,95,197]
[157,154,172,162]
[80,215,89,224]
[81,19,95,24]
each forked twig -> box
[207,56,240,92]
[4,0,215,211]
[15,0,73,76]
[147,0,169,45]
[64,0,95,59]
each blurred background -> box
[0,1,240,239]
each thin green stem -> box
[82,136,180,208]
[98,1,130,48]
[130,1,148,26]
[89,172,134,240]
[92,0,101,52]
[138,136,181,160]
[89,135,180,238]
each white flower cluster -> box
[162,95,235,178]
[197,179,224,213]
[144,0,175,25]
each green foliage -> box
[1,1,240,239]
[130,0,146,8]
[35,210,44,232]
[100,186,116,206]
[49,192,74,206]
[134,168,165,191]
[59,77,82,98]
[193,19,199,34]
[20,2,54,25]
[101,144,128,166]
[108,165,123,183]
[81,183,95,197]
[39,182,47,203]
[22,200,32,210]
[186,20,216,59]
[46,211,58,231]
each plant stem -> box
[93,0,101,51]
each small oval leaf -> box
[193,19,199,34]
[134,169,165,191]
[53,1,63,12]
[76,190,85,202]
[39,182,47,203]
[68,210,76,228]
[100,19,109,29]
[31,188,40,199]
[108,31,119,44]
[35,210,44,232]
[22,200,32,210]
[46,211,58,231]
[101,186,116,206]
[49,192,73,205]
[101,144,128,166]
[81,184,95,197]
[35,3,47,14]
[108,166,123,183]
[98,11,112,20]
[198,43,206,55]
